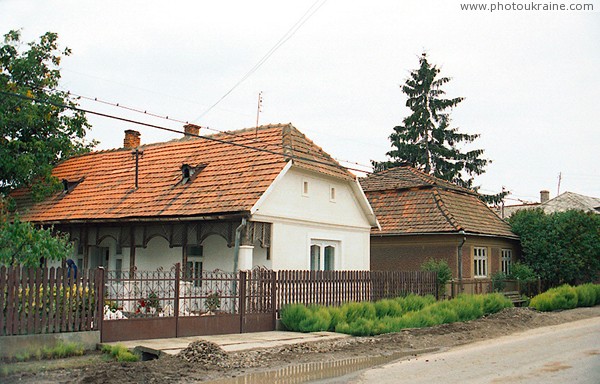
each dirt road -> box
[2,306,599,383]
[340,316,600,384]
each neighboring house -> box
[360,166,520,282]
[500,190,600,218]
[11,124,378,274]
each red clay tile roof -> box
[360,166,517,239]
[12,124,354,223]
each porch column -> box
[238,245,254,271]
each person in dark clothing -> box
[66,259,78,279]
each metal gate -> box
[98,265,276,342]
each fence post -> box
[434,272,439,300]
[174,263,180,337]
[239,271,247,333]
[271,271,277,328]
[95,267,105,341]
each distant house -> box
[360,166,520,283]
[11,124,378,274]
[501,190,600,218]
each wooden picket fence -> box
[1,266,437,339]
[276,270,438,310]
[0,266,102,336]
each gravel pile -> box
[177,341,232,368]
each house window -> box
[186,245,203,287]
[324,246,335,271]
[329,186,336,202]
[115,258,123,281]
[473,247,488,278]
[501,249,512,275]
[310,240,338,271]
[302,180,309,196]
[310,245,320,271]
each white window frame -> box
[310,240,339,271]
[185,245,204,286]
[473,247,488,278]
[501,249,512,275]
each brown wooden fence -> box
[0,266,102,336]
[1,266,437,340]
[276,270,438,310]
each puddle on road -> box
[207,348,437,384]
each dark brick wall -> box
[370,234,520,279]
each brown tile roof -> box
[12,124,354,223]
[360,166,517,239]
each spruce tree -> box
[374,53,495,197]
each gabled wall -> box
[251,167,373,270]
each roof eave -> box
[32,211,252,226]
[371,230,519,240]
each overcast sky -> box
[2,0,599,204]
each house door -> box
[90,247,109,269]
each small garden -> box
[281,283,600,336]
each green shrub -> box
[396,294,435,313]
[280,304,312,332]
[398,310,438,329]
[491,272,508,292]
[530,285,578,311]
[424,301,460,324]
[594,285,600,305]
[509,262,538,281]
[282,292,518,337]
[102,344,139,362]
[344,318,377,336]
[574,284,597,307]
[298,306,332,332]
[340,302,376,323]
[421,258,452,297]
[41,341,84,359]
[450,295,484,321]
[7,341,84,362]
[482,293,513,314]
[374,298,407,318]
[328,307,344,331]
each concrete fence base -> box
[0,331,100,359]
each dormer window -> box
[180,163,207,185]
[62,177,84,194]
[182,164,192,180]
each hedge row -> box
[529,283,600,311]
[280,293,513,336]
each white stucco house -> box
[12,123,379,275]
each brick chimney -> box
[124,130,141,149]
[183,124,201,137]
[540,190,550,203]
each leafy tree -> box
[374,53,505,203]
[0,215,73,267]
[508,262,537,281]
[509,209,600,288]
[421,258,452,298]
[0,29,95,199]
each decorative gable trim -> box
[250,161,293,215]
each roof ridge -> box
[432,189,462,231]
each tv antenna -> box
[255,91,263,137]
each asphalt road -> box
[328,316,600,384]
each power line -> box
[1,90,372,175]
[63,88,377,171]
[192,0,329,122]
